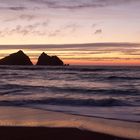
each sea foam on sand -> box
[0,107,139,139]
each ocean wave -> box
[0,97,134,107]
[0,66,64,71]
[0,65,139,72]
[0,84,139,96]
[107,76,140,80]
[0,66,139,110]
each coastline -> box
[0,106,139,140]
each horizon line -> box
[0,42,140,46]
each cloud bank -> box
[0,0,139,11]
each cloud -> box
[0,43,139,49]
[19,15,36,21]
[9,6,26,11]
[3,14,36,22]
[92,24,97,28]
[63,23,80,32]
[0,0,139,13]
[29,0,139,10]
[48,29,62,37]
[0,6,27,11]
[94,29,102,34]
[29,0,57,7]
[0,22,48,37]
[41,20,50,27]
[30,0,103,10]
[47,23,80,37]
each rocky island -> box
[36,52,64,66]
[0,50,33,65]
[0,50,65,66]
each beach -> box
[0,126,133,140]
[0,107,139,140]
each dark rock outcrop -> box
[0,50,33,65]
[36,52,64,66]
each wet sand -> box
[0,126,133,140]
[0,107,139,140]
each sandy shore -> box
[0,106,139,140]
[0,126,133,140]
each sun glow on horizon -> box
[0,43,140,65]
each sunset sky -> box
[0,0,140,65]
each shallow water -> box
[0,65,140,122]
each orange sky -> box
[0,43,139,65]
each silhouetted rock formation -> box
[37,52,64,66]
[0,50,33,65]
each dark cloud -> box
[30,0,104,10]
[120,49,140,56]
[9,6,26,11]
[0,0,139,12]
[29,0,139,10]
[0,43,139,49]
[94,29,102,34]
[29,0,57,6]
[0,0,138,14]
[0,6,27,11]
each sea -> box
[0,65,139,122]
